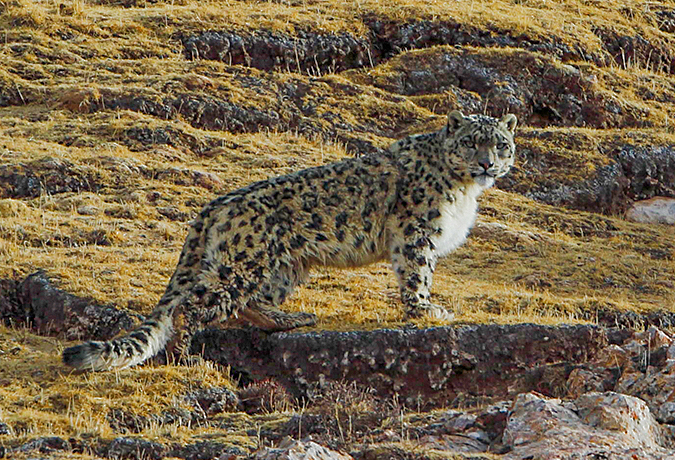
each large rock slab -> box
[192,324,608,407]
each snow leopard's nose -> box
[478,159,493,171]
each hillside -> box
[1,0,675,458]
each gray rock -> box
[108,437,166,460]
[17,436,71,454]
[627,197,675,224]
[415,433,488,454]
[184,386,239,416]
[168,441,246,460]
[502,392,674,459]
[253,439,352,460]
[657,402,675,424]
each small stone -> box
[18,436,71,453]
[417,433,488,453]
[656,402,675,424]
[647,326,672,349]
[593,344,630,368]
[77,204,99,215]
[157,206,190,222]
[566,368,607,398]
[446,413,476,432]
[184,74,215,90]
[184,386,239,416]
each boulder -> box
[14,271,137,340]
[502,392,673,459]
[626,197,675,224]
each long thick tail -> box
[62,305,175,371]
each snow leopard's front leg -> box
[389,226,455,321]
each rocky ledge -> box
[3,272,675,458]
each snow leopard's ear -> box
[447,110,467,132]
[500,113,518,134]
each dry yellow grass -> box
[0,324,255,447]
[1,0,675,454]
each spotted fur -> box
[62,111,517,371]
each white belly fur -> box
[432,183,484,257]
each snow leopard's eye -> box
[461,138,475,149]
[496,142,508,150]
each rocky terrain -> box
[2,0,675,458]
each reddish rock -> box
[192,324,608,408]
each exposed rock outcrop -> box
[192,324,608,407]
[351,47,648,129]
[524,144,675,215]
[5,272,675,457]
[180,17,675,77]
[182,30,371,75]
[253,439,353,460]
[13,271,137,340]
[0,157,102,199]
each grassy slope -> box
[1,0,675,454]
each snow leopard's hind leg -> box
[199,249,317,332]
[238,304,317,332]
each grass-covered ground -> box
[1,0,675,456]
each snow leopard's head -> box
[445,111,517,188]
